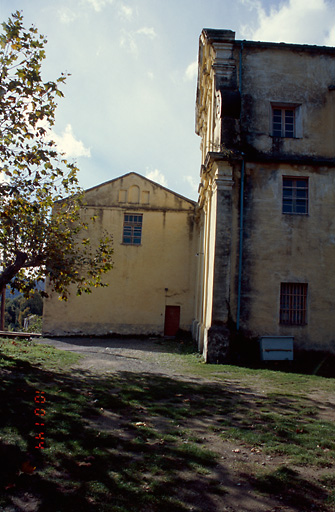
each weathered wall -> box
[240,163,335,352]
[195,29,335,357]
[237,46,335,159]
[234,43,335,352]
[43,173,198,336]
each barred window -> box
[282,177,308,215]
[280,283,307,326]
[123,214,143,245]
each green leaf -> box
[0,11,113,304]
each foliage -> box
[0,11,113,299]
[5,290,43,331]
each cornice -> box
[204,151,242,170]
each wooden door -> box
[164,306,180,337]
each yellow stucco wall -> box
[43,173,198,336]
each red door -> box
[164,306,180,337]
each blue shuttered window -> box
[123,214,143,245]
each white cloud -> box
[57,7,79,24]
[136,27,157,39]
[184,60,198,81]
[119,4,133,20]
[120,27,157,55]
[184,175,198,194]
[241,0,335,46]
[51,124,91,159]
[0,171,8,184]
[145,169,168,187]
[86,0,114,12]
[120,32,138,55]
[325,24,335,46]
[58,0,114,19]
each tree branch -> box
[0,251,28,291]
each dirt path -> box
[39,336,182,371]
[37,336,334,512]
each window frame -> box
[280,282,308,326]
[273,107,295,137]
[282,176,309,215]
[270,102,302,139]
[122,213,143,246]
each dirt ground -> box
[36,336,335,512]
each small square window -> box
[123,213,143,245]
[272,107,295,137]
[282,177,308,215]
[280,283,307,326]
[271,102,303,138]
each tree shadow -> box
[230,334,335,378]
[247,466,330,511]
[39,334,195,356]
[0,351,333,511]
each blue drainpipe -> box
[236,159,244,330]
[236,42,244,331]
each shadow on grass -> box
[0,352,333,512]
[230,335,335,378]
[248,466,330,511]
[41,334,195,355]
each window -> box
[282,177,308,215]
[272,107,295,137]
[271,103,302,138]
[280,283,307,326]
[123,214,143,245]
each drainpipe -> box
[236,159,244,330]
[236,41,244,331]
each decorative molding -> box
[213,175,234,191]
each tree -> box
[5,291,43,331]
[0,11,113,305]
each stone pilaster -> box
[211,164,234,323]
[202,156,235,363]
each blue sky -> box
[1,0,335,199]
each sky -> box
[1,0,335,200]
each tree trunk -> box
[0,252,28,331]
[0,287,5,330]
[0,251,28,291]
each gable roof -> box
[81,172,197,210]
[85,172,196,204]
[83,172,196,210]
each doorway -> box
[164,306,180,337]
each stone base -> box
[205,324,231,364]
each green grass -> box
[250,465,330,510]
[0,337,334,511]
[0,337,80,369]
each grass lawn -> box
[0,337,334,512]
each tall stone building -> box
[193,29,335,361]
